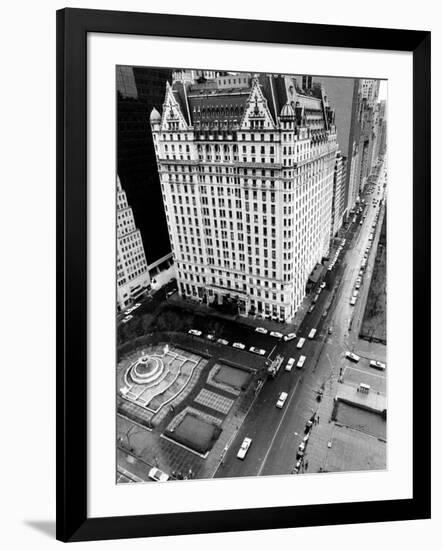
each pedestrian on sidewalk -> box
[305,460,309,471]
[317,416,320,425]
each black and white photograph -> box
[116,67,388,483]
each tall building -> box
[172,69,218,83]
[331,152,347,238]
[116,176,150,311]
[314,77,359,216]
[345,79,384,211]
[117,66,174,273]
[150,73,338,322]
[360,79,380,108]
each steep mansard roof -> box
[166,74,330,129]
[187,89,250,129]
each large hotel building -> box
[150,73,338,322]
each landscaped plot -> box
[324,423,386,472]
[167,412,222,454]
[335,402,386,439]
[360,215,386,343]
[213,364,251,391]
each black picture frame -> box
[56,7,431,543]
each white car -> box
[353,290,359,298]
[255,327,268,334]
[297,337,306,349]
[233,342,245,350]
[237,437,252,460]
[270,331,283,339]
[276,392,288,409]
[285,357,296,372]
[345,351,360,363]
[283,332,297,342]
[350,297,357,306]
[320,282,326,289]
[188,329,202,337]
[206,334,215,341]
[148,467,169,482]
[250,346,266,356]
[122,315,133,324]
[370,360,386,371]
[217,338,229,346]
[297,355,306,368]
[355,281,361,290]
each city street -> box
[215,163,387,478]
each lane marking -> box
[257,377,302,476]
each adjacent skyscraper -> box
[150,73,338,322]
[117,66,174,273]
[116,176,150,311]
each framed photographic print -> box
[56,8,431,542]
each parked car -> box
[320,281,326,289]
[297,355,306,368]
[353,290,359,298]
[121,315,133,324]
[283,332,296,342]
[250,346,266,356]
[308,305,315,314]
[188,329,202,336]
[255,327,268,334]
[350,296,357,306]
[236,437,252,460]
[217,338,229,346]
[285,357,296,372]
[345,351,360,363]
[308,328,317,339]
[206,334,215,341]
[276,392,288,409]
[166,289,177,298]
[148,467,169,482]
[270,331,283,339]
[233,342,245,350]
[370,360,386,371]
[297,337,306,349]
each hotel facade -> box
[150,73,338,322]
